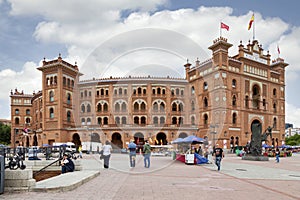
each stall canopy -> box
[171,138,184,144]
[182,135,205,144]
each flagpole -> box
[220,22,222,37]
[253,13,255,40]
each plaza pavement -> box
[1,152,300,200]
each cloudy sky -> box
[1,0,300,127]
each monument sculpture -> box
[243,122,272,161]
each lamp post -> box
[210,124,218,147]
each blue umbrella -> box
[182,135,205,144]
[262,143,271,148]
[172,138,184,144]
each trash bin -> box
[0,155,5,194]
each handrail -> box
[33,158,61,176]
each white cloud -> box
[286,103,300,127]
[2,2,300,127]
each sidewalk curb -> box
[31,171,100,192]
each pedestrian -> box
[61,153,75,174]
[195,145,203,156]
[128,139,137,168]
[275,148,280,163]
[102,141,112,169]
[213,144,224,171]
[78,145,83,158]
[143,140,151,168]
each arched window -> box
[191,116,195,125]
[115,103,120,112]
[67,93,71,104]
[25,117,30,124]
[134,117,139,124]
[273,117,277,129]
[153,102,158,111]
[141,116,146,124]
[103,103,108,111]
[134,102,139,111]
[160,102,165,112]
[122,117,127,124]
[87,104,91,112]
[67,111,71,122]
[81,118,85,125]
[15,117,20,125]
[81,104,85,113]
[97,103,102,112]
[87,118,91,125]
[273,88,277,97]
[115,117,120,124]
[172,103,177,111]
[204,97,208,108]
[26,109,30,115]
[232,113,237,124]
[232,95,237,106]
[121,102,126,112]
[191,101,195,111]
[178,103,183,112]
[103,117,108,125]
[141,102,146,111]
[172,117,177,124]
[203,114,208,125]
[119,88,122,95]
[49,91,54,102]
[232,79,236,88]
[176,88,180,95]
[203,82,208,90]
[49,108,54,119]
[153,117,158,124]
[160,117,165,124]
[97,118,102,125]
[178,117,183,124]
[15,109,19,115]
[273,103,277,113]
[157,88,161,94]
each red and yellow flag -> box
[248,14,254,30]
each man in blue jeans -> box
[128,140,137,167]
[143,140,151,168]
[213,144,224,171]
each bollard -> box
[0,155,5,194]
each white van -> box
[53,142,76,152]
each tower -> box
[37,55,82,144]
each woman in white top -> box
[102,141,112,168]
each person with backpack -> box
[143,140,151,168]
[61,153,75,174]
[128,140,137,168]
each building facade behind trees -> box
[10,37,288,151]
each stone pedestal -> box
[242,155,269,161]
[5,169,36,192]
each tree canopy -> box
[285,134,300,146]
[0,122,11,145]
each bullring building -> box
[10,37,288,151]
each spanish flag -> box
[248,14,254,30]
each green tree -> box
[285,134,300,146]
[0,122,11,145]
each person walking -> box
[275,148,280,163]
[78,145,83,159]
[143,140,151,168]
[102,141,112,169]
[128,140,137,168]
[213,144,224,171]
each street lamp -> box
[210,124,218,146]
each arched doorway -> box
[72,133,81,150]
[33,132,38,146]
[156,132,167,145]
[178,132,188,138]
[111,132,123,149]
[134,132,144,152]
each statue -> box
[249,123,273,156]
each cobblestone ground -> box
[1,153,300,200]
